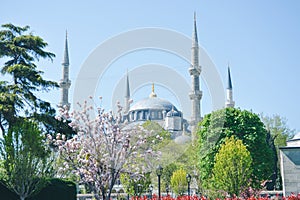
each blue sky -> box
[1,0,300,132]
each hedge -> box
[0,178,76,200]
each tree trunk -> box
[101,187,106,200]
[266,131,277,190]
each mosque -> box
[57,15,235,142]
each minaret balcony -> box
[189,66,200,76]
[189,91,202,100]
[59,80,71,88]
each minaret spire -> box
[62,30,69,66]
[193,12,198,46]
[225,65,235,108]
[227,65,232,90]
[189,13,202,137]
[124,70,131,113]
[59,31,71,109]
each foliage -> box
[260,114,296,190]
[0,178,76,200]
[0,23,74,138]
[142,121,198,193]
[0,121,54,200]
[160,143,199,192]
[170,168,187,196]
[127,193,289,200]
[0,180,18,200]
[142,120,172,145]
[175,142,199,181]
[142,121,200,193]
[54,100,161,200]
[180,142,198,169]
[212,136,252,196]
[260,114,295,146]
[197,107,275,190]
[162,163,178,189]
[120,172,151,196]
[29,178,76,200]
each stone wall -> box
[280,147,300,196]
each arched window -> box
[151,111,155,119]
[158,111,162,119]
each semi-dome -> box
[292,132,300,140]
[166,108,181,117]
[174,134,191,144]
[130,97,178,112]
[286,132,300,147]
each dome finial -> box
[152,83,154,93]
[149,83,157,98]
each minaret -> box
[189,13,202,135]
[124,70,130,113]
[225,66,235,108]
[58,31,71,109]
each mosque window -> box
[138,111,143,120]
[158,111,162,119]
[145,111,149,120]
[151,111,155,119]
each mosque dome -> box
[287,132,300,147]
[292,132,300,140]
[174,134,191,144]
[129,83,178,112]
[130,97,177,112]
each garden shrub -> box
[0,181,18,200]
[29,178,76,200]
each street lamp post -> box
[186,173,191,197]
[156,165,163,200]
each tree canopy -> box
[0,23,73,199]
[54,100,161,200]
[212,136,252,196]
[260,114,295,189]
[120,172,151,196]
[170,168,187,196]
[197,107,275,190]
[260,114,295,148]
[0,120,53,200]
[0,23,74,138]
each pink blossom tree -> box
[54,99,161,200]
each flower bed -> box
[130,193,300,200]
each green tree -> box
[212,136,252,196]
[260,114,296,189]
[0,23,74,199]
[0,121,53,200]
[119,172,151,197]
[261,114,295,147]
[142,121,199,193]
[161,163,178,190]
[0,23,74,138]
[170,168,187,196]
[142,121,171,143]
[176,142,199,176]
[197,107,275,190]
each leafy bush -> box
[29,178,76,200]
